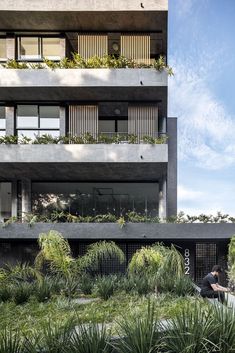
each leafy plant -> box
[228,236,235,289]
[95,275,117,300]
[65,322,112,353]
[79,241,125,274]
[0,328,23,353]
[113,301,161,353]
[0,285,12,302]
[35,277,52,302]
[78,274,94,295]
[128,246,163,276]
[13,281,33,305]
[35,230,76,299]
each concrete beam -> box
[0,144,168,163]
[0,0,168,11]
[0,69,168,88]
[0,223,234,240]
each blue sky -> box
[168,0,235,215]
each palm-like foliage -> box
[78,241,125,274]
[128,246,163,276]
[65,323,112,353]
[209,304,235,353]
[228,236,235,287]
[0,328,23,353]
[25,318,75,353]
[162,301,217,353]
[113,301,161,353]
[35,230,75,275]
[0,262,42,284]
[153,243,184,278]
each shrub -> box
[0,285,12,302]
[35,277,52,302]
[113,301,161,353]
[228,236,235,289]
[128,246,163,276]
[79,274,94,295]
[0,328,23,353]
[13,282,33,305]
[162,301,216,353]
[95,275,117,300]
[65,322,112,353]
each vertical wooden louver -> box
[121,34,150,65]
[69,105,98,137]
[128,105,158,141]
[78,34,108,60]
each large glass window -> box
[17,105,60,139]
[98,118,128,137]
[18,36,62,61]
[32,182,159,218]
[0,182,12,222]
[0,38,6,61]
[0,106,6,137]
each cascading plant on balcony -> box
[1,54,174,75]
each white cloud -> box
[178,185,203,202]
[169,58,235,170]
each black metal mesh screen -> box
[195,243,217,284]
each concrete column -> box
[5,106,15,136]
[11,181,18,218]
[159,177,167,220]
[6,36,15,60]
[60,106,66,136]
[21,179,31,221]
[167,118,177,217]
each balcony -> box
[0,143,168,181]
[0,1,167,31]
[0,68,167,101]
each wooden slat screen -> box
[69,105,98,137]
[128,105,158,141]
[78,34,108,60]
[121,34,150,65]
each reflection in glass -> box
[19,37,40,59]
[0,38,6,59]
[0,183,12,221]
[32,182,159,218]
[42,38,61,59]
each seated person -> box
[200,265,230,303]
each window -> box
[0,182,12,221]
[0,38,6,61]
[32,182,159,218]
[17,105,60,139]
[98,118,128,137]
[42,38,61,60]
[0,106,6,137]
[18,36,62,61]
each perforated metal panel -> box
[195,243,217,284]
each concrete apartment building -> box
[0,0,234,283]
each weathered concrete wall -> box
[0,144,168,164]
[0,69,168,88]
[0,223,234,240]
[0,0,168,11]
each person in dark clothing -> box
[200,265,230,303]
